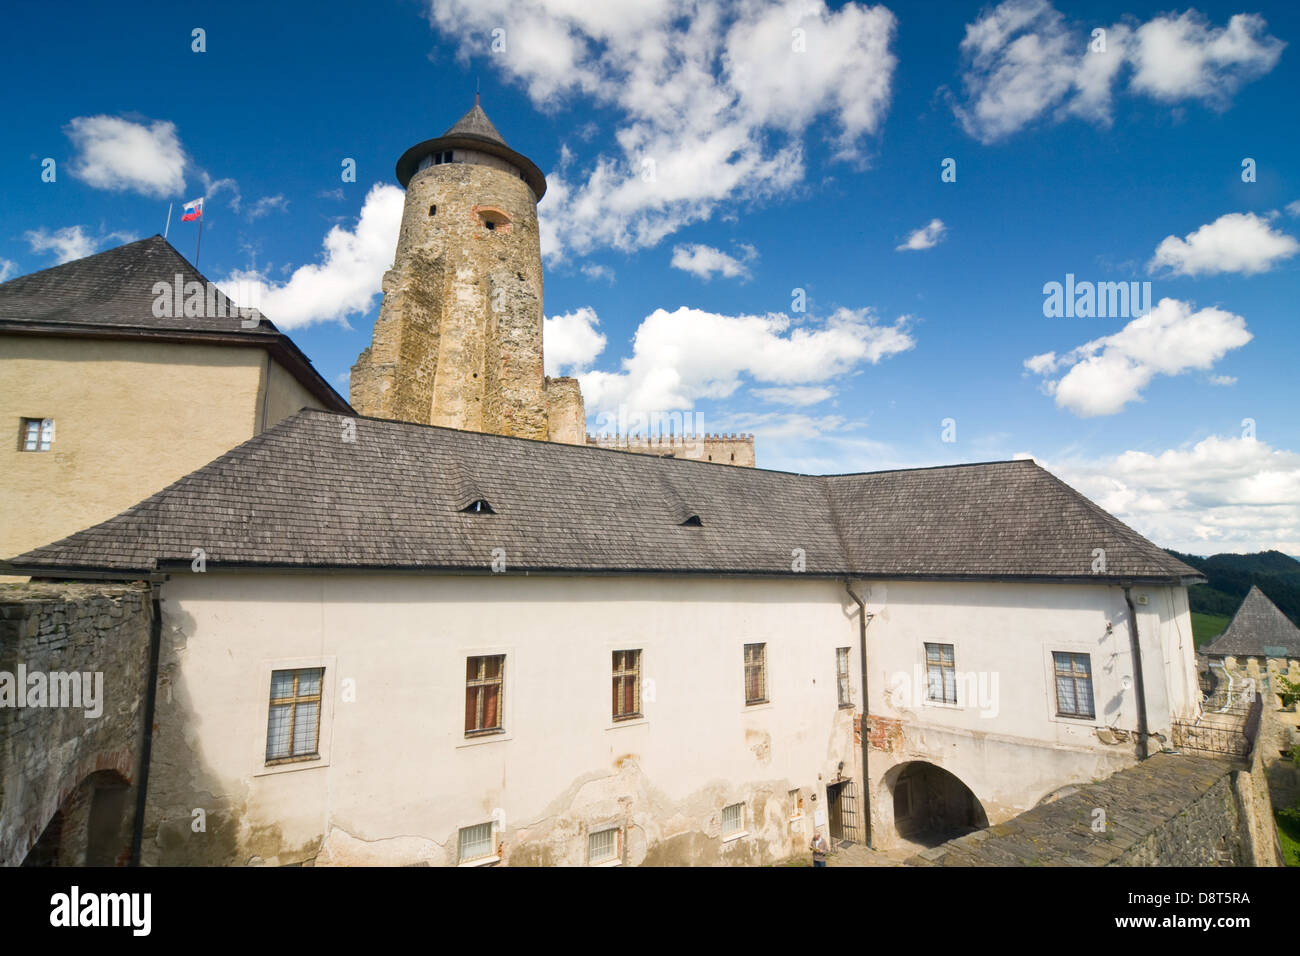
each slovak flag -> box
[181,198,204,222]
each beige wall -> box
[146,572,864,867]
[0,335,327,563]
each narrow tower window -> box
[429,204,437,217]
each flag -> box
[181,198,204,222]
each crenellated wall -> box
[586,433,756,467]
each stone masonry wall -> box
[586,433,756,467]
[0,582,152,865]
[544,376,585,445]
[351,160,549,440]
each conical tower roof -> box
[395,99,545,199]
[443,102,506,145]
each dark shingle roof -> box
[0,235,269,333]
[443,103,507,145]
[0,236,351,412]
[1203,586,1300,657]
[3,410,1204,583]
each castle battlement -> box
[586,432,755,467]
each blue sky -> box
[2,0,1298,554]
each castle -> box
[350,100,755,465]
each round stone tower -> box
[351,99,583,442]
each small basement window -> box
[461,499,495,514]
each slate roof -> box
[1202,586,1300,658]
[3,409,1204,584]
[0,237,351,412]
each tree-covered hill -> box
[1165,549,1300,638]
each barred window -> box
[612,649,641,721]
[588,827,620,865]
[20,418,53,452]
[721,802,745,838]
[789,788,804,819]
[836,647,852,706]
[925,643,957,704]
[744,643,767,705]
[265,667,324,763]
[1053,652,1095,719]
[458,822,495,863]
[465,655,505,735]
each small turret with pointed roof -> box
[395,96,545,198]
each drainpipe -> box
[844,581,874,849]
[130,580,164,866]
[1122,586,1149,761]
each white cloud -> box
[0,259,17,282]
[580,263,615,283]
[670,242,756,279]
[544,306,608,376]
[1024,297,1252,416]
[216,184,404,329]
[1047,435,1300,554]
[1208,374,1236,386]
[954,2,1283,142]
[246,195,289,220]
[427,0,898,260]
[65,115,188,198]
[23,225,135,264]
[896,218,946,251]
[1128,12,1286,104]
[1287,200,1300,218]
[578,304,913,415]
[1150,212,1299,276]
[752,385,834,406]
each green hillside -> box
[1165,549,1300,645]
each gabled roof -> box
[3,409,1204,584]
[0,236,351,413]
[1203,586,1300,658]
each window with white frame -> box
[836,647,852,706]
[20,418,53,452]
[925,643,957,704]
[721,802,745,838]
[265,667,324,763]
[458,822,495,863]
[588,827,620,865]
[789,789,803,819]
[1053,651,1095,719]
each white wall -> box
[146,572,1196,864]
[150,572,863,866]
[854,579,1198,844]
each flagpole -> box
[163,202,172,240]
[195,215,203,268]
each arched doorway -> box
[20,770,133,867]
[888,761,988,846]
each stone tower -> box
[351,99,586,444]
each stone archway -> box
[20,770,134,867]
[886,761,988,846]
